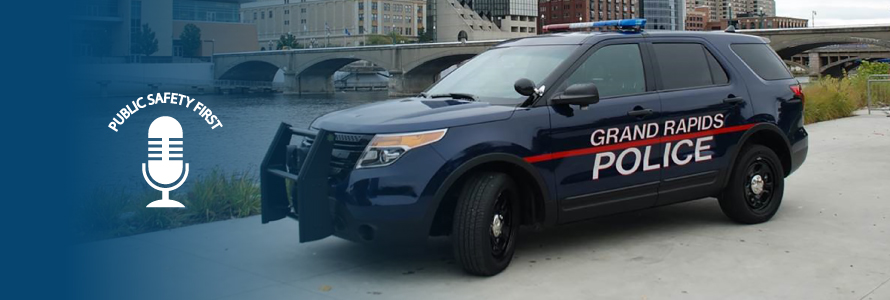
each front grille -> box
[301,132,372,178]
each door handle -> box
[723,97,745,105]
[627,108,654,117]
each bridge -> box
[739,25,890,77]
[214,25,890,95]
[214,41,498,96]
[787,45,890,77]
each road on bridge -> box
[75,112,890,300]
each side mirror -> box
[514,78,537,97]
[552,83,600,106]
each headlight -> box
[356,129,447,169]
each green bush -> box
[802,61,890,124]
[77,168,260,241]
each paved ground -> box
[74,112,890,300]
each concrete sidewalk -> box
[74,112,890,300]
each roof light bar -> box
[542,19,647,33]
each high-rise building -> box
[591,0,639,21]
[539,0,589,31]
[537,0,639,34]
[685,0,775,29]
[747,0,775,17]
[242,0,427,48]
[73,0,259,58]
[471,0,538,19]
[685,6,709,30]
[640,0,684,30]
[686,0,716,21]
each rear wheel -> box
[452,172,520,276]
[719,144,785,224]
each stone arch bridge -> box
[214,25,890,95]
[214,40,498,96]
[740,25,890,76]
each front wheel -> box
[452,172,521,276]
[719,144,785,224]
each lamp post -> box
[758,7,764,29]
[202,39,215,64]
[539,14,544,34]
[811,10,817,27]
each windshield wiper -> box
[426,93,477,101]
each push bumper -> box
[260,123,441,245]
[260,123,335,242]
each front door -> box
[546,40,664,223]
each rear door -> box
[647,39,754,205]
[546,39,664,223]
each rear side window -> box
[653,43,729,90]
[731,44,793,80]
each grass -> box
[803,61,890,124]
[77,168,261,242]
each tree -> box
[131,23,158,56]
[276,33,301,50]
[417,28,434,43]
[365,32,409,45]
[180,23,202,57]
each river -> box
[80,92,386,189]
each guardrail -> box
[866,74,890,114]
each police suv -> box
[260,19,808,276]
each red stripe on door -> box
[524,123,756,163]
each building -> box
[242,0,426,48]
[685,0,773,23]
[470,0,538,19]
[537,0,638,33]
[591,0,639,21]
[686,0,715,21]
[73,0,258,59]
[745,0,774,18]
[685,6,709,31]
[686,0,782,31]
[436,0,537,41]
[640,0,685,30]
[538,0,589,32]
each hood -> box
[310,97,516,134]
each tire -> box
[719,144,785,224]
[452,172,521,276]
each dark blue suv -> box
[260,21,808,276]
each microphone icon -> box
[142,116,189,208]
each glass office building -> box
[173,0,242,23]
[640,0,684,30]
[471,0,538,18]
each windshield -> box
[425,45,577,105]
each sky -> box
[776,0,890,26]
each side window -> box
[731,43,793,80]
[653,43,729,90]
[562,44,646,98]
[706,49,729,85]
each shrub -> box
[802,62,889,124]
[802,77,859,124]
[78,168,260,241]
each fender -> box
[420,152,556,234]
[721,122,792,188]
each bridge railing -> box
[76,75,283,90]
[867,75,890,114]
